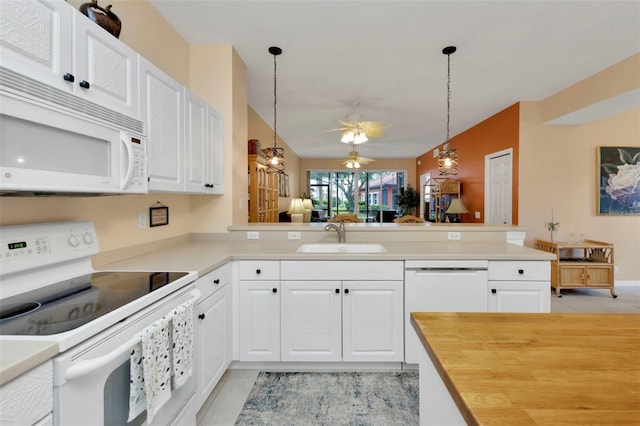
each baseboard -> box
[615,280,640,287]
[228,361,405,371]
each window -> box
[307,170,405,222]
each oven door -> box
[52,285,200,426]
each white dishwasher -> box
[404,260,488,364]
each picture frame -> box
[597,146,640,216]
[279,173,290,197]
[149,205,169,227]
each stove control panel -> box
[0,221,99,277]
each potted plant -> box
[396,184,420,217]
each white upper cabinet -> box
[185,90,224,194]
[140,57,184,192]
[141,58,224,194]
[0,0,140,124]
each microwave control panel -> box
[123,136,147,193]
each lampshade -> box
[288,198,305,222]
[446,198,469,214]
[302,199,314,210]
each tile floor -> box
[196,285,640,426]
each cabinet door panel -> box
[0,0,72,92]
[238,281,280,361]
[281,281,341,362]
[196,285,230,406]
[73,10,138,118]
[140,58,184,191]
[185,91,207,193]
[343,281,404,362]
[207,105,224,193]
[559,266,586,287]
[488,281,550,312]
[586,266,613,286]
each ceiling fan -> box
[340,146,374,169]
[327,119,387,144]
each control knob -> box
[83,232,94,245]
[68,234,80,247]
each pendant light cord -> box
[446,52,451,142]
[273,51,278,149]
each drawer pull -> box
[491,288,497,294]
[63,73,75,82]
[213,279,220,284]
[335,288,340,294]
[198,313,206,320]
[518,269,524,274]
[256,269,261,275]
[272,288,277,293]
[344,289,350,294]
[79,80,90,89]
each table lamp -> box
[302,198,314,222]
[446,198,469,223]
[288,198,305,223]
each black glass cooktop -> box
[0,271,187,336]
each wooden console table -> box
[534,239,616,298]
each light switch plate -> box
[247,231,259,240]
[288,231,301,240]
[475,211,481,219]
[448,232,461,240]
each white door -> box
[485,148,513,224]
[140,57,185,192]
[238,281,280,361]
[280,281,342,362]
[342,281,404,362]
[420,173,430,220]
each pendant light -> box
[438,45,459,176]
[264,46,285,174]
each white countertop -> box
[1,237,553,384]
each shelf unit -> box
[248,154,279,222]
[425,178,460,223]
[534,239,616,298]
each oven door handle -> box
[64,289,201,382]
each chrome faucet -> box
[324,222,346,243]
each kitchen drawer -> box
[281,261,403,281]
[488,261,550,281]
[237,261,280,280]
[196,262,231,299]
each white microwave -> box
[0,94,147,195]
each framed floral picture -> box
[597,146,640,215]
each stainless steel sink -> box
[296,243,387,253]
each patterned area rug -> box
[235,371,419,426]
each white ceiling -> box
[149,0,640,160]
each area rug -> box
[235,371,419,426]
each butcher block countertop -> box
[410,312,640,425]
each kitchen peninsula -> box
[411,312,640,425]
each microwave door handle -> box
[64,289,201,382]
[120,133,135,190]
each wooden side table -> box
[534,239,616,298]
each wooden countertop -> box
[410,312,640,425]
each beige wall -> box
[519,56,640,281]
[248,107,301,212]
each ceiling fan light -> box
[354,132,368,144]
[353,160,361,168]
[341,131,355,143]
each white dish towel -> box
[128,315,172,424]
[171,299,194,389]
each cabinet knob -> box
[344,289,350,294]
[272,288,277,293]
[518,269,524,275]
[256,269,261,275]
[63,73,75,82]
[335,288,340,294]
[213,279,220,284]
[491,289,497,294]
[79,80,90,89]
[198,313,206,320]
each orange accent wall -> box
[416,103,520,224]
